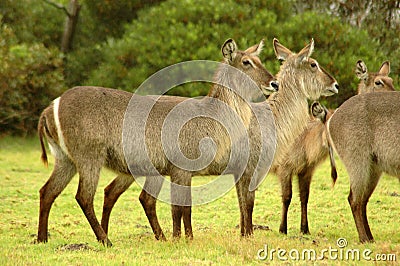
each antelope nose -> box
[270,81,279,91]
[330,82,339,94]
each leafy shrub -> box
[86,1,389,106]
[85,0,278,96]
[273,11,388,107]
[1,0,64,47]
[0,23,66,135]
[84,0,166,38]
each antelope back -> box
[356,60,395,94]
[273,38,338,100]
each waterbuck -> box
[37,39,278,246]
[272,60,394,236]
[327,61,396,243]
[100,38,339,240]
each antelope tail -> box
[325,109,337,186]
[328,144,337,185]
[38,114,48,167]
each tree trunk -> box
[61,0,81,53]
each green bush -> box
[273,11,388,107]
[85,0,278,96]
[86,2,389,106]
[0,23,66,135]
[84,0,166,39]
[0,0,64,47]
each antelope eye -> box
[310,62,317,68]
[242,59,252,66]
[375,80,383,86]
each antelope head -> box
[221,38,279,97]
[356,60,395,94]
[273,38,339,100]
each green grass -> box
[0,136,398,265]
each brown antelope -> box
[100,38,338,240]
[327,61,396,243]
[272,60,395,236]
[270,106,335,235]
[37,39,278,246]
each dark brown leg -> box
[279,172,292,234]
[139,176,166,240]
[348,164,381,243]
[182,206,193,239]
[101,174,134,235]
[170,171,192,239]
[245,188,255,236]
[348,189,370,243]
[139,190,166,240]
[298,169,312,234]
[171,204,182,238]
[235,176,245,236]
[361,166,381,241]
[75,165,112,247]
[361,203,373,241]
[181,175,193,239]
[235,174,253,236]
[37,157,76,243]
[235,177,246,236]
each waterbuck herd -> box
[36,37,397,246]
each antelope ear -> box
[310,101,328,123]
[221,38,238,63]
[378,61,390,76]
[245,39,264,56]
[273,38,292,61]
[355,60,368,80]
[296,38,314,64]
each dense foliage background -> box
[1,0,399,135]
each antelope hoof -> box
[155,233,167,241]
[360,237,374,244]
[36,235,48,244]
[34,238,47,244]
[279,227,288,235]
[301,225,310,235]
[301,230,310,235]
[241,231,254,238]
[172,235,182,242]
[99,238,113,247]
[172,234,181,240]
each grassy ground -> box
[0,136,398,265]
